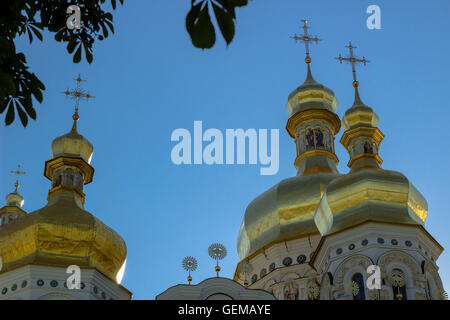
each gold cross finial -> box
[62,74,95,118]
[10,164,26,192]
[335,41,370,87]
[290,19,321,64]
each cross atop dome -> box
[10,164,26,192]
[290,19,321,64]
[335,41,370,87]
[62,74,95,120]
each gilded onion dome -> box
[0,184,26,226]
[52,114,94,164]
[314,85,428,236]
[237,62,342,260]
[0,116,127,283]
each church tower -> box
[233,24,446,300]
[0,76,131,300]
[0,166,27,227]
[234,21,341,300]
[312,43,445,300]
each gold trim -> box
[294,149,339,168]
[47,185,86,204]
[44,156,94,184]
[286,109,341,138]
[340,126,384,149]
[347,153,383,168]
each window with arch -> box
[63,168,74,186]
[53,170,62,188]
[75,172,84,190]
[351,273,366,300]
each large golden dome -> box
[238,171,339,259]
[0,190,127,283]
[238,63,341,260]
[314,168,427,236]
[314,86,427,236]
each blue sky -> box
[1,0,449,299]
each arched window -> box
[351,273,366,300]
[63,168,74,186]
[53,170,62,188]
[75,172,84,190]
[390,268,407,300]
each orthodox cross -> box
[335,41,370,87]
[62,74,94,117]
[290,19,321,64]
[10,164,26,192]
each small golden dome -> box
[51,117,93,164]
[314,168,428,236]
[286,64,338,116]
[5,191,24,208]
[237,171,339,259]
[342,87,379,130]
[0,191,127,283]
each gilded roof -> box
[0,190,127,283]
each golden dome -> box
[315,85,427,236]
[314,168,427,236]
[238,63,342,260]
[0,189,127,283]
[238,171,340,259]
[0,115,126,283]
[286,64,338,116]
[342,87,379,130]
[52,115,93,164]
[5,191,24,208]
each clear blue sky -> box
[1,0,449,299]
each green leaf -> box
[216,0,236,19]
[84,44,93,64]
[212,3,235,46]
[190,3,216,49]
[67,39,78,54]
[32,87,43,103]
[20,97,36,120]
[30,25,43,41]
[73,45,82,63]
[100,21,109,38]
[232,0,248,7]
[5,102,15,126]
[16,103,28,127]
[186,1,203,37]
[27,26,33,43]
[111,0,117,9]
